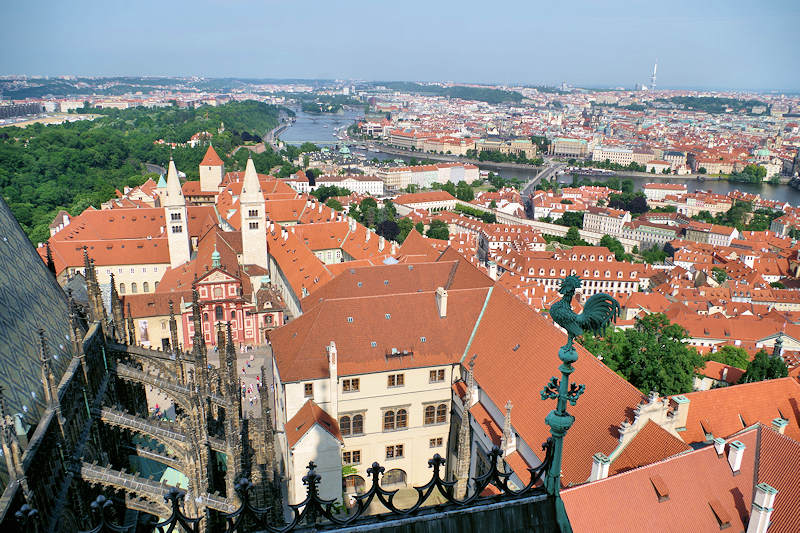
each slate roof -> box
[0,198,73,487]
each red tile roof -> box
[757,426,800,533]
[466,286,644,485]
[609,421,691,475]
[271,287,490,383]
[675,377,800,444]
[394,191,456,205]
[285,400,343,448]
[562,428,759,533]
[200,145,224,166]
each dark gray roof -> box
[0,197,72,431]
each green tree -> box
[698,167,707,174]
[414,222,425,234]
[564,226,582,246]
[556,211,585,229]
[706,345,750,370]
[489,200,497,209]
[396,218,414,243]
[426,219,449,240]
[739,349,788,383]
[455,180,474,201]
[711,267,728,284]
[599,235,630,261]
[311,185,352,203]
[581,313,705,395]
[641,247,667,264]
[325,198,343,211]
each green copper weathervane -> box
[542,275,620,532]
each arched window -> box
[203,313,208,323]
[436,404,447,423]
[230,310,236,320]
[343,474,366,495]
[340,416,351,437]
[143,282,149,292]
[396,409,407,429]
[119,283,126,294]
[424,405,435,425]
[383,411,395,431]
[383,469,406,487]
[131,282,138,294]
[215,306,224,321]
[352,414,363,435]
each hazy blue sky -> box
[2,0,798,91]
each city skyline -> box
[2,0,799,92]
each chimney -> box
[590,453,610,481]
[487,260,498,281]
[435,287,448,318]
[670,395,690,430]
[326,341,338,419]
[713,437,726,457]
[771,417,788,434]
[727,440,745,475]
[379,236,385,252]
[746,483,778,533]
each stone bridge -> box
[116,361,228,411]
[80,462,235,514]
[124,443,184,472]
[99,406,189,455]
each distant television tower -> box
[650,61,657,91]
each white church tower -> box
[199,145,224,192]
[240,155,268,270]
[164,158,191,268]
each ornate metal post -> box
[542,275,619,533]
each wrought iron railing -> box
[19,442,552,533]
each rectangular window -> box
[387,374,404,388]
[343,450,361,465]
[342,378,360,392]
[304,383,313,398]
[385,444,404,459]
[249,222,259,229]
[429,369,445,383]
[430,437,443,448]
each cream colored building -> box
[273,339,457,504]
[549,137,592,157]
[591,146,633,166]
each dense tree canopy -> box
[1,101,282,243]
[580,313,705,395]
[739,350,788,383]
[426,219,450,240]
[706,345,750,370]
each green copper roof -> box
[157,174,167,188]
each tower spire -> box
[109,273,124,343]
[45,241,56,276]
[500,400,515,459]
[191,281,209,391]
[455,357,475,499]
[38,329,59,405]
[126,302,135,345]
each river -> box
[279,106,364,146]
[282,112,800,206]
